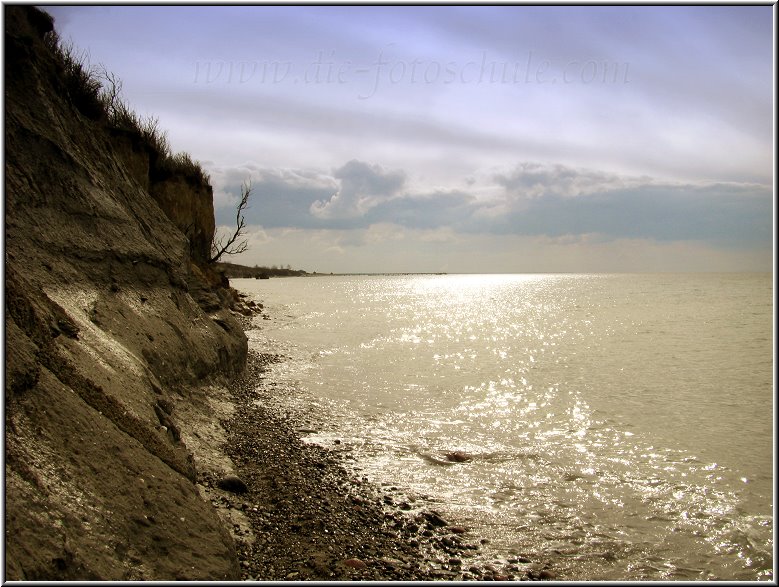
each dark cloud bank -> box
[214,160,771,248]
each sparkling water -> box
[236,273,773,581]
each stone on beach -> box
[445,451,472,462]
[424,511,449,527]
[217,475,249,494]
[449,526,468,534]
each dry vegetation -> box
[44,30,210,185]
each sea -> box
[234,273,774,581]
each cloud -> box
[495,162,651,199]
[209,159,771,254]
[310,160,406,219]
[209,164,336,228]
[363,189,478,230]
[168,88,567,168]
[488,170,772,247]
[209,160,481,232]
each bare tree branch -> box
[209,181,251,263]
[98,66,122,115]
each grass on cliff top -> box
[43,29,210,186]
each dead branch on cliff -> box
[209,181,250,263]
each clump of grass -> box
[96,68,171,160]
[43,26,209,185]
[157,152,211,185]
[44,30,104,120]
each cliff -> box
[4,7,249,580]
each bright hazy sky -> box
[46,5,773,273]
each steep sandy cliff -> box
[4,7,248,579]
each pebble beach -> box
[196,310,557,581]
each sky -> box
[45,5,774,273]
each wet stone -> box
[431,569,458,578]
[217,475,248,494]
[424,511,449,527]
[445,451,472,462]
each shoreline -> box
[193,309,557,581]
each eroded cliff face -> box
[149,175,216,264]
[4,7,246,580]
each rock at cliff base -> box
[217,475,249,494]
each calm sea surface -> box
[235,273,774,581]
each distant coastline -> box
[215,261,308,278]
[219,262,450,278]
